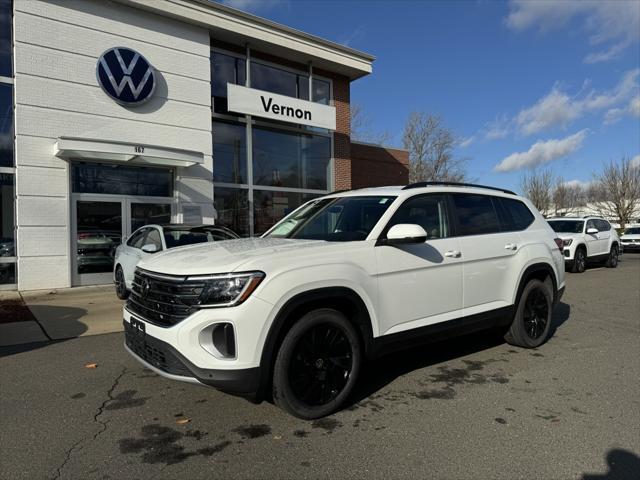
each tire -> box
[114,266,130,300]
[605,244,619,268]
[272,308,362,420]
[505,279,553,349]
[571,247,586,273]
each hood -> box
[137,237,327,276]
[556,232,583,241]
[621,234,640,240]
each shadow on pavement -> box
[350,301,571,405]
[0,305,88,358]
[582,449,640,480]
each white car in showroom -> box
[123,182,566,419]
[114,224,238,299]
[620,226,640,253]
[547,216,620,273]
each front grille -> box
[126,269,206,327]
[124,322,192,377]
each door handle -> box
[504,243,518,251]
[444,250,461,258]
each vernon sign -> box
[227,84,336,130]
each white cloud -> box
[484,115,511,140]
[459,136,475,148]
[340,25,366,48]
[505,0,640,63]
[631,155,640,169]
[563,179,592,189]
[604,95,640,124]
[515,69,639,134]
[494,130,588,172]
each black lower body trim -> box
[123,320,260,396]
[371,306,514,358]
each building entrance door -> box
[72,195,172,286]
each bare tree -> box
[520,169,555,215]
[552,177,586,216]
[350,104,391,145]
[402,112,468,183]
[587,157,640,229]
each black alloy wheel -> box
[504,278,553,348]
[606,245,619,268]
[523,287,549,340]
[273,309,362,419]
[572,248,586,273]
[115,266,129,300]
[289,323,353,406]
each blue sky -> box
[218,0,640,192]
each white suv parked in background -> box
[547,217,620,273]
[123,183,566,419]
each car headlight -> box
[189,271,265,307]
[563,239,573,247]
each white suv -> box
[547,216,620,273]
[123,183,566,419]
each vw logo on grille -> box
[96,47,156,106]
[140,277,151,298]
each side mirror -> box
[384,224,428,245]
[141,244,159,253]
[586,227,599,235]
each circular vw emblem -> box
[140,277,151,298]
[96,47,156,106]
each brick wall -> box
[350,142,409,189]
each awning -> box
[54,137,204,168]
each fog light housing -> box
[212,323,236,359]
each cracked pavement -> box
[1,256,639,479]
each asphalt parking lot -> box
[1,255,639,480]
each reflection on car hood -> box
[621,234,640,240]
[138,237,328,276]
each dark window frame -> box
[448,192,502,237]
[496,197,535,232]
[378,193,456,241]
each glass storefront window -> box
[253,190,319,236]
[211,52,246,115]
[213,121,247,184]
[0,0,11,78]
[0,83,13,167]
[131,203,171,231]
[72,163,173,197]
[252,126,331,190]
[213,187,250,237]
[0,172,14,251]
[251,62,309,100]
[312,78,330,105]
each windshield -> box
[163,227,235,248]
[265,196,396,242]
[548,220,584,234]
[624,227,640,235]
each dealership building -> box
[0,0,408,291]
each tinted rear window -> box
[451,193,500,236]
[499,198,535,231]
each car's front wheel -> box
[505,279,553,348]
[571,248,586,273]
[272,308,362,419]
[114,266,129,300]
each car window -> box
[451,193,500,236]
[163,230,210,248]
[548,220,584,233]
[127,228,147,248]
[209,230,236,241]
[498,198,535,231]
[586,220,597,231]
[624,227,640,235]
[385,194,449,239]
[145,228,163,250]
[595,219,610,231]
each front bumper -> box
[621,243,640,251]
[123,320,260,395]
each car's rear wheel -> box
[505,279,553,348]
[571,247,586,273]
[605,245,619,268]
[114,266,129,300]
[272,308,361,419]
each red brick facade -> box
[350,142,409,189]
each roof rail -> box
[402,181,516,195]
[583,215,604,219]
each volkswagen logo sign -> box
[96,47,156,106]
[140,277,151,298]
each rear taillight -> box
[554,238,563,252]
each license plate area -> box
[129,317,146,338]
